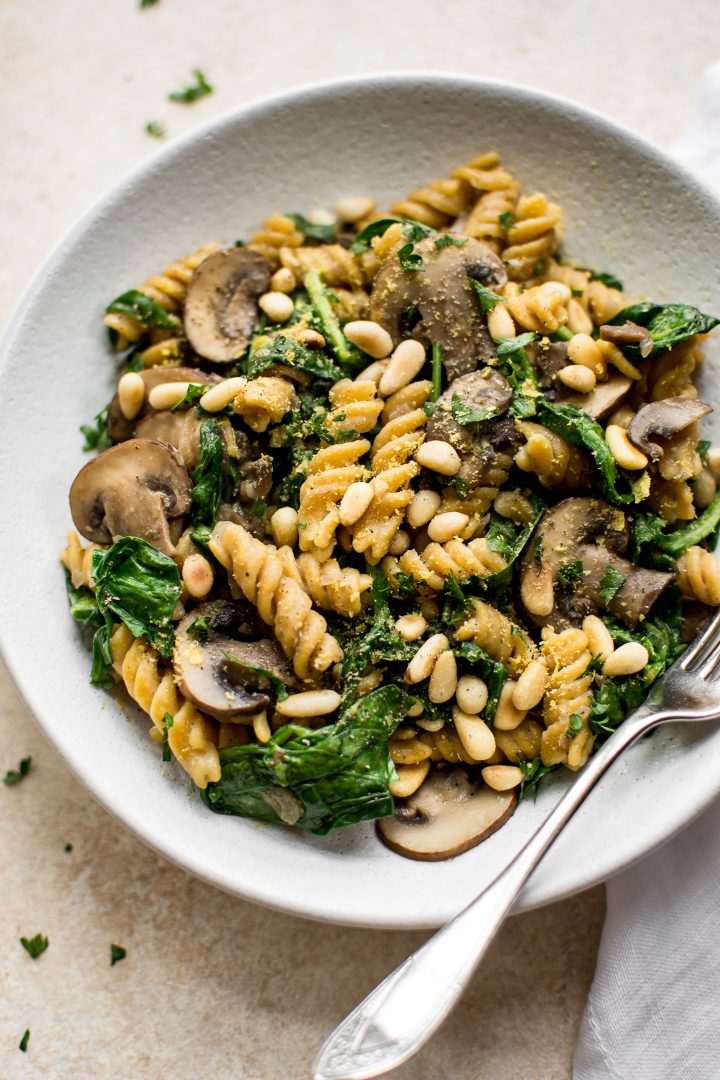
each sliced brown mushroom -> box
[627,398,712,462]
[175,601,298,719]
[107,365,218,443]
[377,766,517,861]
[559,373,632,420]
[600,322,654,352]
[520,497,674,630]
[369,236,507,381]
[425,370,519,486]
[183,248,272,363]
[69,438,192,556]
[134,407,204,470]
[533,339,569,388]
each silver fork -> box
[314,610,720,1080]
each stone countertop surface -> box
[1,2,717,1076]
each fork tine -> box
[680,609,720,671]
[698,643,720,681]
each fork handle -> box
[314,704,662,1080]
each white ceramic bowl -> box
[2,73,720,929]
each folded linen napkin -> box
[573,60,720,1080]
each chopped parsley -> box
[19,1030,30,1053]
[450,392,498,426]
[168,69,213,104]
[251,498,267,518]
[80,403,112,452]
[145,120,166,138]
[64,843,73,853]
[498,210,515,232]
[4,756,31,786]
[566,713,584,739]
[187,616,211,642]
[557,560,584,589]
[598,565,626,606]
[20,934,49,960]
[517,758,559,800]
[590,270,624,291]
[469,278,504,313]
[434,234,468,250]
[110,944,127,966]
[161,713,174,762]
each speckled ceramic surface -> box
[2,73,719,929]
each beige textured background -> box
[1,2,717,1077]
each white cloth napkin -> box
[573,61,720,1080]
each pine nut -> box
[335,196,376,224]
[482,765,523,791]
[344,320,394,359]
[427,511,470,543]
[388,529,411,555]
[181,553,214,599]
[339,481,374,526]
[566,298,594,334]
[487,304,515,341]
[521,560,555,617]
[428,649,458,703]
[419,599,440,621]
[602,641,649,677]
[455,675,488,715]
[378,340,427,397]
[296,328,325,348]
[606,424,648,470]
[259,291,294,323]
[309,208,335,225]
[693,467,717,509]
[582,615,614,662]
[270,267,296,293]
[416,716,445,731]
[607,405,634,429]
[253,711,272,744]
[389,759,430,798]
[452,707,496,762]
[395,614,428,641]
[493,490,535,525]
[356,359,388,384]
[493,680,527,731]
[407,489,442,528]
[117,371,145,420]
[512,661,546,711]
[558,364,596,393]
[271,506,299,548]
[405,633,450,684]
[415,440,461,476]
[706,447,720,481]
[200,377,248,412]
[406,701,425,718]
[148,381,201,411]
[275,689,343,718]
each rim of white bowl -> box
[2,71,720,927]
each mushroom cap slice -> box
[559,373,632,420]
[369,236,507,381]
[627,398,712,462]
[183,248,272,363]
[175,601,298,719]
[69,438,192,556]
[107,365,219,443]
[520,497,673,630]
[425,369,516,486]
[377,766,517,861]
[134,406,204,470]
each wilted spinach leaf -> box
[536,399,635,506]
[105,289,181,331]
[247,333,343,382]
[598,565,626,605]
[632,490,720,561]
[191,419,225,526]
[80,402,112,452]
[493,336,539,418]
[589,270,624,291]
[453,642,507,724]
[607,301,719,359]
[450,393,499,426]
[469,278,504,313]
[287,213,337,245]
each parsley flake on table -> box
[168,69,213,104]
[145,120,166,138]
[19,1029,30,1053]
[110,944,127,966]
[20,933,49,959]
[4,756,32,786]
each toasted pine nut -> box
[148,381,202,411]
[512,659,547,711]
[182,553,214,599]
[259,291,294,323]
[415,440,461,476]
[493,680,527,731]
[582,615,614,662]
[406,701,425,718]
[602,641,648,677]
[693,467,717,509]
[407,489,442,528]
[484,747,506,765]
[456,675,488,715]
[270,267,296,293]
[389,759,430,798]
[493,490,535,525]
[117,371,145,420]
[335,195,376,224]
[706,447,720,481]
[275,689,343,718]
[558,364,597,393]
[339,481,374,526]
[405,633,450,684]
[378,339,426,397]
[452,707,496,762]
[344,320,394,359]
[521,560,555,617]
[607,405,634,429]
[482,765,523,791]
[487,304,515,341]
[417,715,445,731]
[296,328,325,348]
[395,614,427,641]
[308,207,335,225]
[427,511,470,543]
[253,712,272,744]
[271,506,299,548]
[566,298,594,334]
[605,424,648,470]
[356,359,388,385]
[200,377,248,412]
[419,599,439,621]
[388,529,411,555]
[428,649,458,703]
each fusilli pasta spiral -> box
[502,193,562,281]
[454,599,537,677]
[676,545,720,605]
[61,530,101,590]
[326,379,383,436]
[385,537,506,594]
[298,439,371,555]
[248,212,304,267]
[540,628,594,770]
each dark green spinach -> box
[105,290,181,331]
[607,302,719,359]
